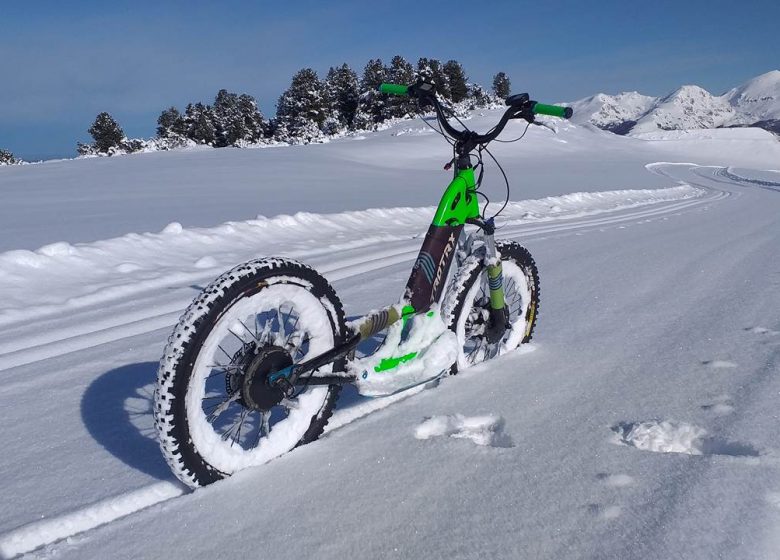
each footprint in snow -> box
[596,473,635,487]
[766,492,780,510]
[745,326,780,336]
[586,503,622,520]
[194,256,218,269]
[588,473,633,521]
[611,420,759,458]
[701,359,738,369]
[414,414,512,448]
[115,262,142,273]
[700,395,735,416]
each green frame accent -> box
[374,351,418,372]
[432,168,481,226]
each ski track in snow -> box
[0,185,719,373]
[0,162,771,559]
[0,483,186,560]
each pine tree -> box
[157,107,187,139]
[275,68,329,142]
[428,59,450,100]
[359,58,387,124]
[467,83,492,108]
[184,102,217,145]
[325,64,360,129]
[492,72,511,99]
[88,112,125,153]
[417,58,450,99]
[443,60,468,103]
[0,148,19,165]
[212,89,241,147]
[384,55,416,119]
[237,93,267,142]
[416,58,434,84]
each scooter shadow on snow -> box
[80,361,175,481]
[75,324,394,478]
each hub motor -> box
[227,345,292,412]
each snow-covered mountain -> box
[629,85,736,134]
[724,69,780,122]
[568,70,780,135]
[568,91,656,133]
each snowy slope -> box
[0,110,779,559]
[3,110,778,254]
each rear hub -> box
[239,346,292,412]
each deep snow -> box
[0,109,779,559]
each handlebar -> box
[379,83,409,96]
[533,102,573,119]
[379,82,572,146]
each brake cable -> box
[492,120,531,143]
[482,145,511,220]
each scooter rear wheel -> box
[154,258,347,488]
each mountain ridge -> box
[567,70,780,136]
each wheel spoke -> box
[229,409,249,447]
[206,363,241,371]
[206,392,240,423]
[238,317,259,342]
[217,344,234,362]
[258,318,274,346]
[227,327,248,346]
[275,307,287,345]
[291,333,312,359]
[206,368,233,381]
[284,313,302,347]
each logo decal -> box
[415,252,437,283]
[431,233,457,299]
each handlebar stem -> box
[408,84,532,165]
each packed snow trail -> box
[1,163,779,558]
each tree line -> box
[0,148,21,165]
[77,57,512,156]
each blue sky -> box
[1,0,778,160]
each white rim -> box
[185,282,335,474]
[454,260,532,370]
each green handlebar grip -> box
[533,103,573,119]
[379,83,409,96]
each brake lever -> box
[532,120,556,133]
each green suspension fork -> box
[482,220,509,341]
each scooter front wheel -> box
[154,258,347,488]
[445,242,540,372]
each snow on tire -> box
[154,258,347,488]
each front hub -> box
[241,346,292,411]
[485,306,509,344]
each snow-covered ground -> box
[0,110,779,559]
